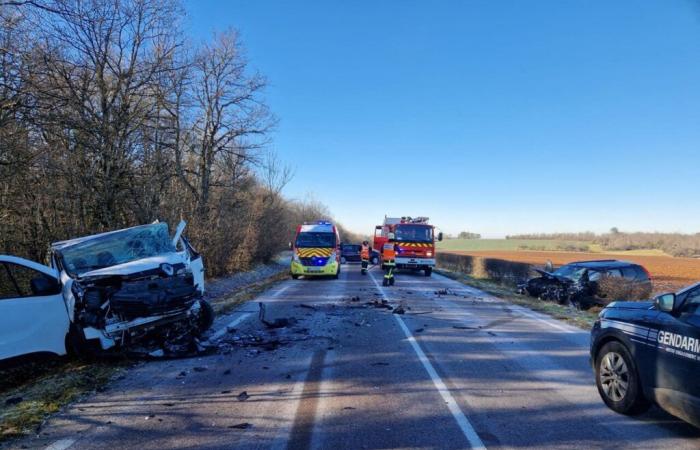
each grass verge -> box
[435,268,599,330]
[0,358,128,441]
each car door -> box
[0,256,69,360]
[180,237,205,294]
[652,285,700,406]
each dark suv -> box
[340,244,361,264]
[340,244,379,265]
[590,283,700,428]
[523,260,652,307]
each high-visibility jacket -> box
[361,244,370,260]
[382,242,396,261]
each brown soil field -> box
[445,250,700,294]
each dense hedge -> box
[437,253,534,285]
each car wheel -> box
[291,274,299,280]
[371,257,379,265]
[65,324,98,358]
[341,256,347,264]
[595,341,650,415]
[424,267,433,277]
[197,300,215,334]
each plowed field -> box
[445,250,700,294]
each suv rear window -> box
[633,266,649,281]
[621,267,637,280]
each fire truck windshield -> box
[295,232,336,248]
[394,225,433,243]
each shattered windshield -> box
[295,232,336,248]
[57,223,177,276]
[394,225,433,243]
[552,265,587,281]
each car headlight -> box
[329,251,337,262]
[293,253,300,262]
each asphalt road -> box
[13,265,700,449]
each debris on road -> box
[365,300,393,310]
[259,302,297,329]
[237,391,250,402]
[229,422,253,430]
[297,303,318,310]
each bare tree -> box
[180,29,275,220]
[25,0,182,229]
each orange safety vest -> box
[361,244,370,259]
[382,242,396,260]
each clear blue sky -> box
[185,0,700,237]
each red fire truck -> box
[373,217,443,276]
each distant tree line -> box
[0,0,344,276]
[507,230,700,258]
[506,232,597,242]
[457,231,481,240]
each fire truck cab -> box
[373,217,442,277]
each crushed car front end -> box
[52,222,213,354]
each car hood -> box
[78,252,186,279]
[533,269,573,284]
[605,300,654,310]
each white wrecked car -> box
[0,221,213,362]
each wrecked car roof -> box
[51,223,166,251]
[567,260,638,270]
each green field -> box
[436,239,591,252]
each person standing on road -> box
[382,233,399,286]
[360,240,372,275]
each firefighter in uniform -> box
[360,241,371,275]
[382,233,399,286]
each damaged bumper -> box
[82,300,205,351]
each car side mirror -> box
[31,276,60,296]
[437,232,443,242]
[655,293,676,313]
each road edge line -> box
[369,271,487,450]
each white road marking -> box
[45,438,76,450]
[209,284,291,341]
[209,312,253,341]
[369,271,487,450]
[514,307,577,334]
